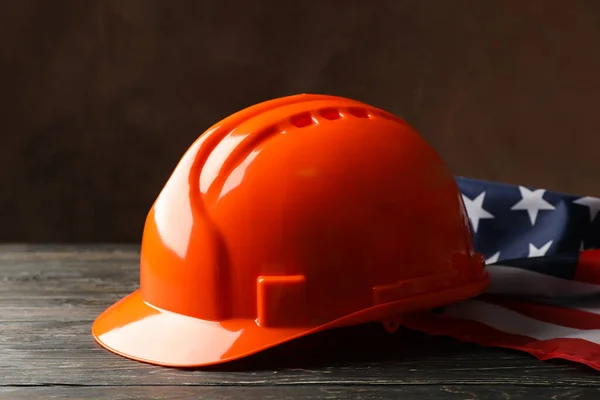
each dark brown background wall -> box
[2,0,600,243]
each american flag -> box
[402,177,600,372]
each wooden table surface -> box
[2,245,600,399]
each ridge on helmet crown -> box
[139,93,488,329]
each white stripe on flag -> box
[486,265,600,297]
[443,300,600,344]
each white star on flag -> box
[510,186,555,225]
[485,251,500,264]
[462,192,494,233]
[573,196,600,222]
[528,240,553,257]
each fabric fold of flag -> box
[402,177,600,371]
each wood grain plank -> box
[2,319,599,386]
[1,245,599,389]
[1,385,599,400]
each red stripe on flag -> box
[478,295,600,330]
[575,250,600,284]
[402,306,600,372]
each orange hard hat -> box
[92,93,489,367]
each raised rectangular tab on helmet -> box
[256,275,308,328]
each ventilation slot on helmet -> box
[290,112,315,128]
[347,107,371,118]
[319,107,342,120]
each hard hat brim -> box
[92,270,488,368]
[91,289,321,368]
